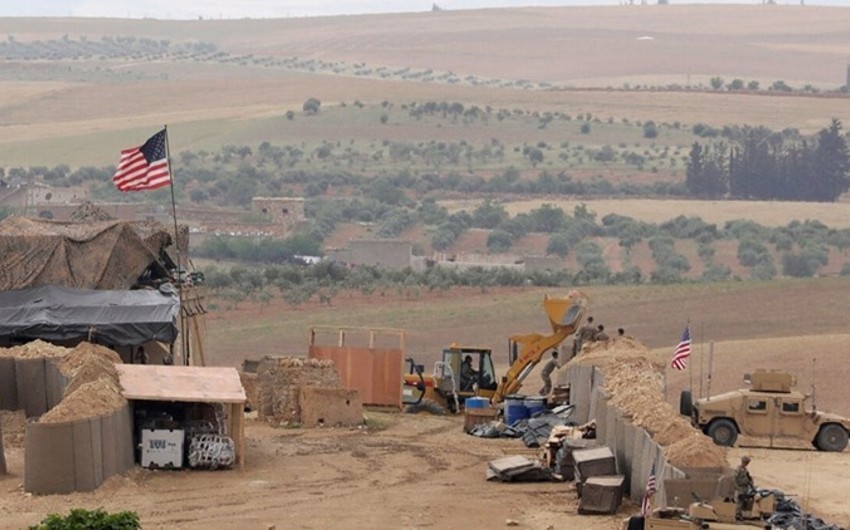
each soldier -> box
[573,316,597,355]
[133,346,149,365]
[539,351,559,395]
[734,456,755,519]
[595,324,609,341]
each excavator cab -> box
[442,346,497,395]
[402,347,497,414]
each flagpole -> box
[163,125,182,274]
[688,318,693,398]
[162,125,187,366]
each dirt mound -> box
[40,378,126,424]
[58,342,122,379]
[569,337,727,469]
[0,340,126,424]
[256,356,342,425]
[0,339,69,358]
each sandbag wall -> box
[24,404,134,494]
[565,364,686,507]
[0,357,66,417]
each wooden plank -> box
[116,365,246,403]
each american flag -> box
[112,129,171,191]
[640,461,657,516]
[670,326,691,371]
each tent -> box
[0,284,179,346]
[0,216,171,291]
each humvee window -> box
[781,402,800,413]
[748,399,767,412]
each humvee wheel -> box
[816,424,849,452]
[679,390,693,417]
[707,418,738,447]
[403,398,446,416]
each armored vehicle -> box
[682,370,850,452]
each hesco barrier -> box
[24,404,134,494]
[566,365,687,507]
[0,358,67,416]
[0,357,17,410]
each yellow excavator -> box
[402,290,588,414]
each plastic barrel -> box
[465,397,488,409]
[524,396,547,417]
[504,395,530,426]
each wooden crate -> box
[464,406,499,432]
[578,475,625,515]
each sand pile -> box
[0,340,127,424]
[41,378,126,424]
[568,337,727,469]
[0,339,69,358]
[256,356,342,425]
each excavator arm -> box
[492,290,588,404]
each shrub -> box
[486,229,514,253]
[29,509,140,530]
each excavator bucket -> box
[543,290,588,334]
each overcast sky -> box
[1,1,846,19]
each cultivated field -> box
[1,5,850,166]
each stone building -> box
[251,197,305,229]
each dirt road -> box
[2,411,848,529]
[1,412,626,530]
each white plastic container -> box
[141,429,184,469]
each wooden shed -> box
[115,365,247,468]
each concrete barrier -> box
[25,404,134,494]
[565,364,692,503]
[0,357,17,410]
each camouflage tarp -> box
[0,216,170,291]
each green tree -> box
[545,233,572,257]
[812,119,850,201]
[710,76,724,90]
[727,79,745,91]
[486,229,514,252]
[302,97,322,115]
[472,199,509,229]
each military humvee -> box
[681,370,850,452]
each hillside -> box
[1,5,849,167]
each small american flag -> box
[670,326,691,371]
[112,129,171,191]
[640,461,657,516]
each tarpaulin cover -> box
[0,285,179,346]
[0,216,170,291]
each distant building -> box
[251,197,305,230]
[327,239,412,270]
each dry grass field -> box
[443,197,850,228]
[1,5,850,166]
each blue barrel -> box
[504,395,530,426]
[524,396,547,417]
[465,397,488,409]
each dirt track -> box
[2,410,849,529]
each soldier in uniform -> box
[734,455,755,519]
[539,351,559,395]
[573,316,597,355]
[595,324,610,341]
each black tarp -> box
[0,284,179,346]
